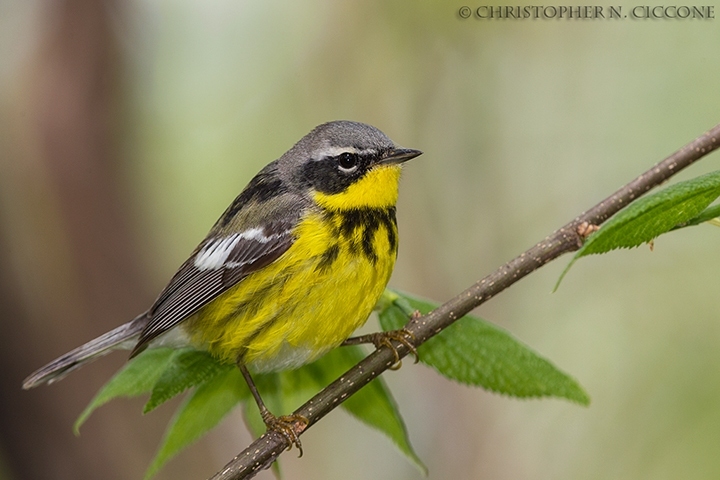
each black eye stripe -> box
[303,152,376,195]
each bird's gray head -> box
[211,121,420,231]
[293,121,396,157]
[279,120,422,196]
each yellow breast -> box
[184,202,399,372]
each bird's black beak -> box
[379,147,423,165]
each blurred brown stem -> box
[211,123,720,480]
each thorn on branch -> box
[576,221,600,242]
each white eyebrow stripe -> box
[314,146,372,159]
[193,228,282,271]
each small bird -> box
[23,120,422,452]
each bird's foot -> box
[261,411,309,457]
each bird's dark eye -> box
[337,152,359,171]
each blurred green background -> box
[1,1,719,479]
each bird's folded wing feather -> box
[132,220,294,354]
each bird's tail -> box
[22,313,148,389]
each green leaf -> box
[582,170,720,254]
[76,323,424,475]
[144,349,229,413]
[74,348,177,433]
[673,202,720,228]
[379,290,590,405]
[557,170,720,287]
[145,366,248,479]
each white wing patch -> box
[194,235,242,270]
[194,228,282,271]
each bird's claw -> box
[262,412,308,457]
[372,328,419,369]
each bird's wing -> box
[131,220,294,355]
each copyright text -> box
[457,5,715,19]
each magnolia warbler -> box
[23,120,422,452]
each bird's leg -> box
[236,362,308,456]
[342,327,419,370]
